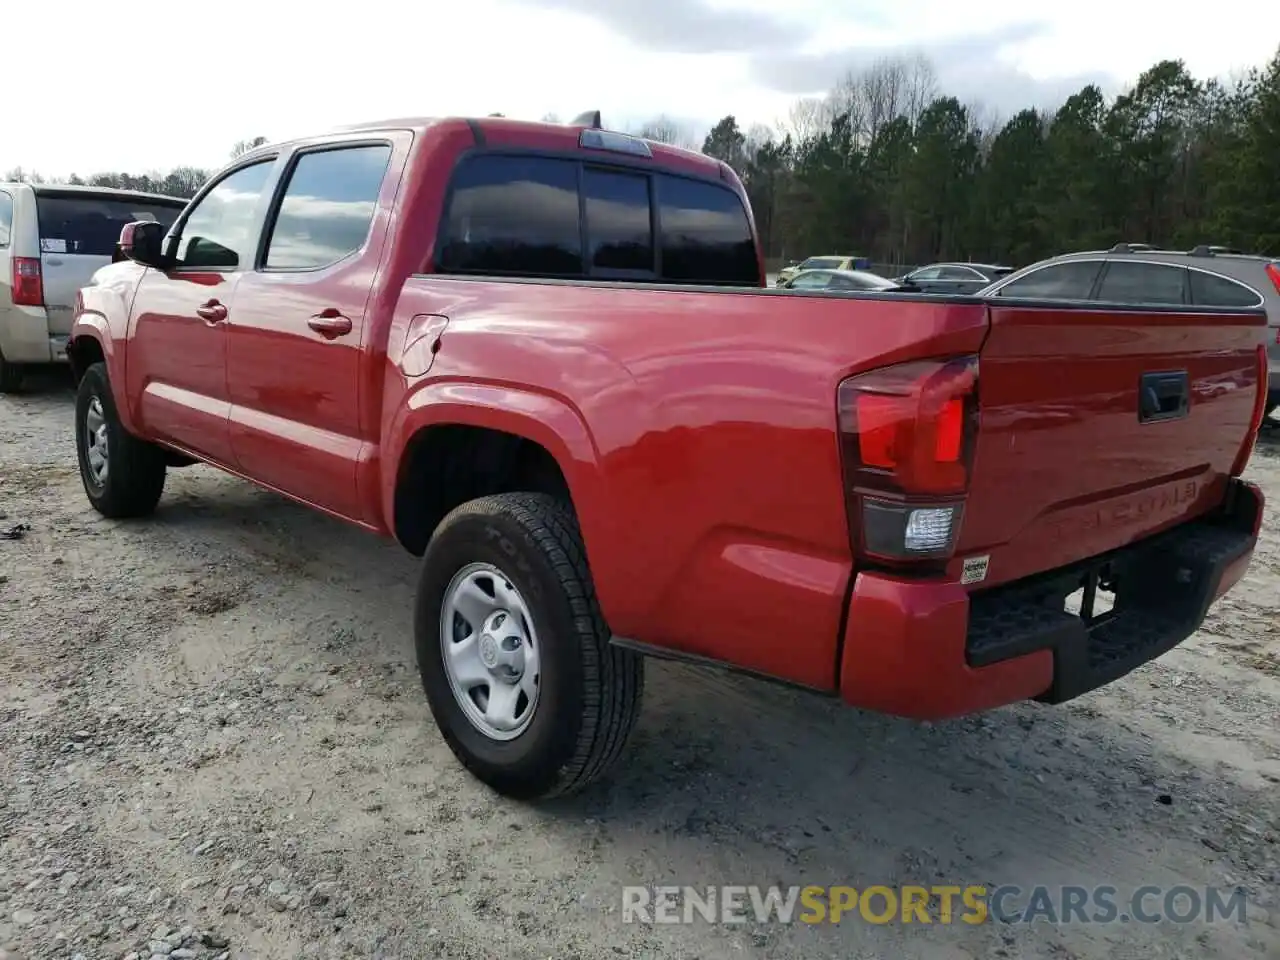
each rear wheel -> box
[0,350,24,393]
[75,362,167,518]
[415,492,644,799]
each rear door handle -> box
[308,310,353,339]
[196,300,227,324]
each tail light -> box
[837,355,979,564]
[10,257,44,307]
[1266,262,1280,295]
[1231,343,1269,477]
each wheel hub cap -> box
[439,563,540,740]
[84,397,110,486]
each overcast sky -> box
[8,0,1277,177]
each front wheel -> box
[75,362,167,518]
[415,493,644,799]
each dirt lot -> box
[2,372,1278,960]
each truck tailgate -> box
[959,301,1267,587]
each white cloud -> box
[5,0,1275,179]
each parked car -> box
[776,254,869,286]
[779,268,905,292]
[0,182,188,392]
[69,114,1267,801]
[896,262,1013,294]
[980,243,1280,414]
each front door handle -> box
[308,310,353,339]
[196,300,227,324]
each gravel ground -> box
[2,370,1278,960]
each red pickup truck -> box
[68,114,1268,799]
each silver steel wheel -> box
[440,562,541,741]
[84,396,110,487]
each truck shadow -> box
[144,475,1263,960]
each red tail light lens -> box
[1266,262,1280,296]
[10,257,44,307]
[838,355,979,496]
[837,356,980,565]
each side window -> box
[656,174,758,286]
[438,155,581,276]
[940,266,982,281]
[995,261,1102,299]
[176,161,274,270]
[583,168,653,273]
[1189,270,1262,308]
[911,266,943,281]
[263,145,391,270]
[1096,262,1186,305]
[0,191,12,248]
[790,272,830,289]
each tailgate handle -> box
[1139,371,1189,423]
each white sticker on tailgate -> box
[40,238,67,253]
[961,554,990,585]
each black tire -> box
[415,492,644,800]
[75,361,167,518]
[0,350,24,393]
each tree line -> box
[649,47,1280,269]
[6,45,1279,271]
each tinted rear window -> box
[803,257,842,270]
[583,167,652,272]
[656,174,758,286]
[438,155,582,277]
[1189,269,1262,308]
[35,193,184,257]
[436,154,759,285]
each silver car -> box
[981,244,1280,413]
[0,182,188,392]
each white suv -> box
[0,182,188,392]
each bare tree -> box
[634,115,698,149]
[903,53,939,128]
[231,136,268,159]
[781,97,831,142]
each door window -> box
[789,272,830,289]
[1096,261,1187,305]
[994,261,1103,299]
[176,160,275,270]
[264,145,391,270]
[910,266,943,281]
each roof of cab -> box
[0,182,187,204]
[288,114,729,181]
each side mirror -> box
[117,220,169,268]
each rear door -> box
[34,189,185,340]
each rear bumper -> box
[838,479,1263,720]
[0,304,58,363]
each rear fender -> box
[383,379,624,612]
